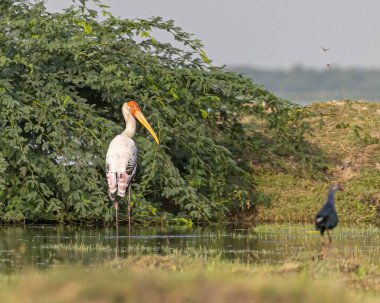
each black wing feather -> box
[315,204,338,233]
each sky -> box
[45,0,380,70]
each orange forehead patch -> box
[127,100,140,115]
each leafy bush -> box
[0,0,311,223]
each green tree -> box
[0,0,310,223]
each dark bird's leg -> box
[321,236,326,258]
[326,230,332,254]
[320,229,325,247]
[326,230,332,245]
[325,230,332,258]
[320,230,328,259]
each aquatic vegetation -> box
[40,243,113,253]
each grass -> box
[253,100,380,224]
[0,252,379,303]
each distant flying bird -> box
[320,46,330,52]
[315,184,343,246]
[106,101,159,233]
[326,63,333,69]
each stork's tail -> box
[116,172,129,197]
[106,172,129,200]
[107,173,117,201]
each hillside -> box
[230,66,380,104]
[253,100,380,224]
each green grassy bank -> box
[254,100,380,224]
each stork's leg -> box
[114,199,119,259]
[114,199,119,228]
[128,184,131,238]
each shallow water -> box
[0,224,379,273]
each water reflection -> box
[0,224,379,273]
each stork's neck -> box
[121,109,136,138]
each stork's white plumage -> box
[106,135,137,198]
[106,101,159,232]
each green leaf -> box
[63,95,71,105]
[200,49,210,64]
[169,88,179,100]
[140,31,150,38]
[199,109,208,119]
[78,21,92,34]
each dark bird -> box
[320,46,330,52]
[315,183,343,246]
[326,63,333,69]
[106,101,159,234]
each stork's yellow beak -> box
[134,110,160,145]
[127,100,159,144]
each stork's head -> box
[123,101,159,144]
[330,183,344,192]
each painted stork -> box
[315,183,343,247]
[106,101,159,232]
